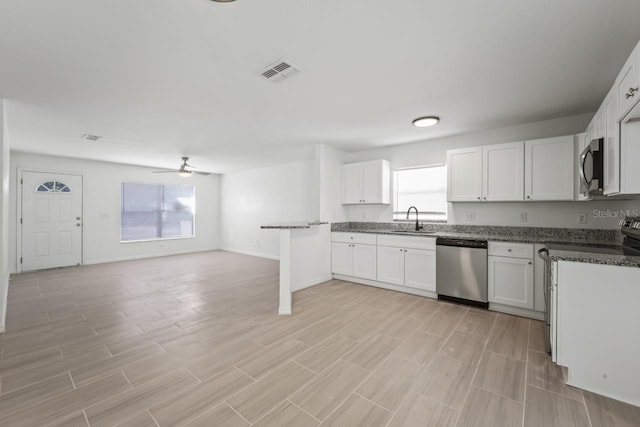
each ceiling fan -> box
[152,157,210,177]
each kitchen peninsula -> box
[261,221,329,315]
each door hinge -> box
[20,218,23,224]
[20,257,22,264]
[20,178,23,184]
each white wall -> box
[343,113,639,229]
[220,160,317,259]
[9,152,221,271]
[0,100,10,331]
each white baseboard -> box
[292,275,333,292]
[221,247,280,261]
[332,274,438,299]
[278,305,292,315]
[83,247,221,266]
[488,302,545,321]
[0,273,9,333]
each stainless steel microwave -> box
[579,138,604,195]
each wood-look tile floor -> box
[1,250,639,426]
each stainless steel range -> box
[538,216,640,354]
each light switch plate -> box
[465,211,476,222]
[520,212,528,222]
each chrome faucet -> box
[406,206,423,231]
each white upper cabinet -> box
[483,142,524,201]
[524,136,574,201]
[342,160,390,204]
[446,147,482,201]
[342,163,363,204]
[604,87,620,195]
[616,43,640,120]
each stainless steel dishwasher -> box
[436,237,488,308]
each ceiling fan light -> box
[179,170,192,177]
[412,116,440,127]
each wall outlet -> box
[519,212,528,223]
[465,211,476,222]
[577,212,587,225]
[362,211,367,219]
[254,239,261,248]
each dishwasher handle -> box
[436,237,487,248]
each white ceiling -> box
[1,0,640,173]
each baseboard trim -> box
[292,275,333,292]
[0,273,9,333]
[278,305,292,315]
[488,302,544,320]
[221,247,280,261]
[332,274,438,299]
[83,247,221,266]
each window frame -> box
[392,163,448,222]
[120,182,197,243]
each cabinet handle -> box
[399,248,403,252]
[526,195,531,199]
[528,261,532,265]
[477,196,481,200]
[508,249,512,252]
[483,197,487,200]
[626,87,638,99]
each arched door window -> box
[35,180,71,193]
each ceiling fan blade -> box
[152,170,179,173]
[193,171,211,176]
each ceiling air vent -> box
[260,60,301,83]
[81,134,102,141]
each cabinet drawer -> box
[377,235,436,250]
[331,232,377,245]
[488,241,533,259]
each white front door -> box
[21,171,83,271]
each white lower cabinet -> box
[488,242,535,310]
[376,246,405,285]
[376,236,437,292]
[331,242,376,280]
[404,248,436,291]
[352,244,377,280]
[331,242,353,276]
[331,233,377,280]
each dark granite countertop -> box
[331,228,617,245]
[331,222,639,268]
[546,243,640,268]
[261,221,328,230]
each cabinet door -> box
[376,246,404,285]
[352,244,377,280]
[342,163,363,204]
[616,45,639,119]
[361,161,382,204]
[331,242,353,276]
[604,89,620,195]
[524,136,574,201]
[404,248,436,292]
[483,142,524,201]
[488,256,534,309]
[447,147,482,202]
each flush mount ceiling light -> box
[178,169,192,177]
[412,116,440,128]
